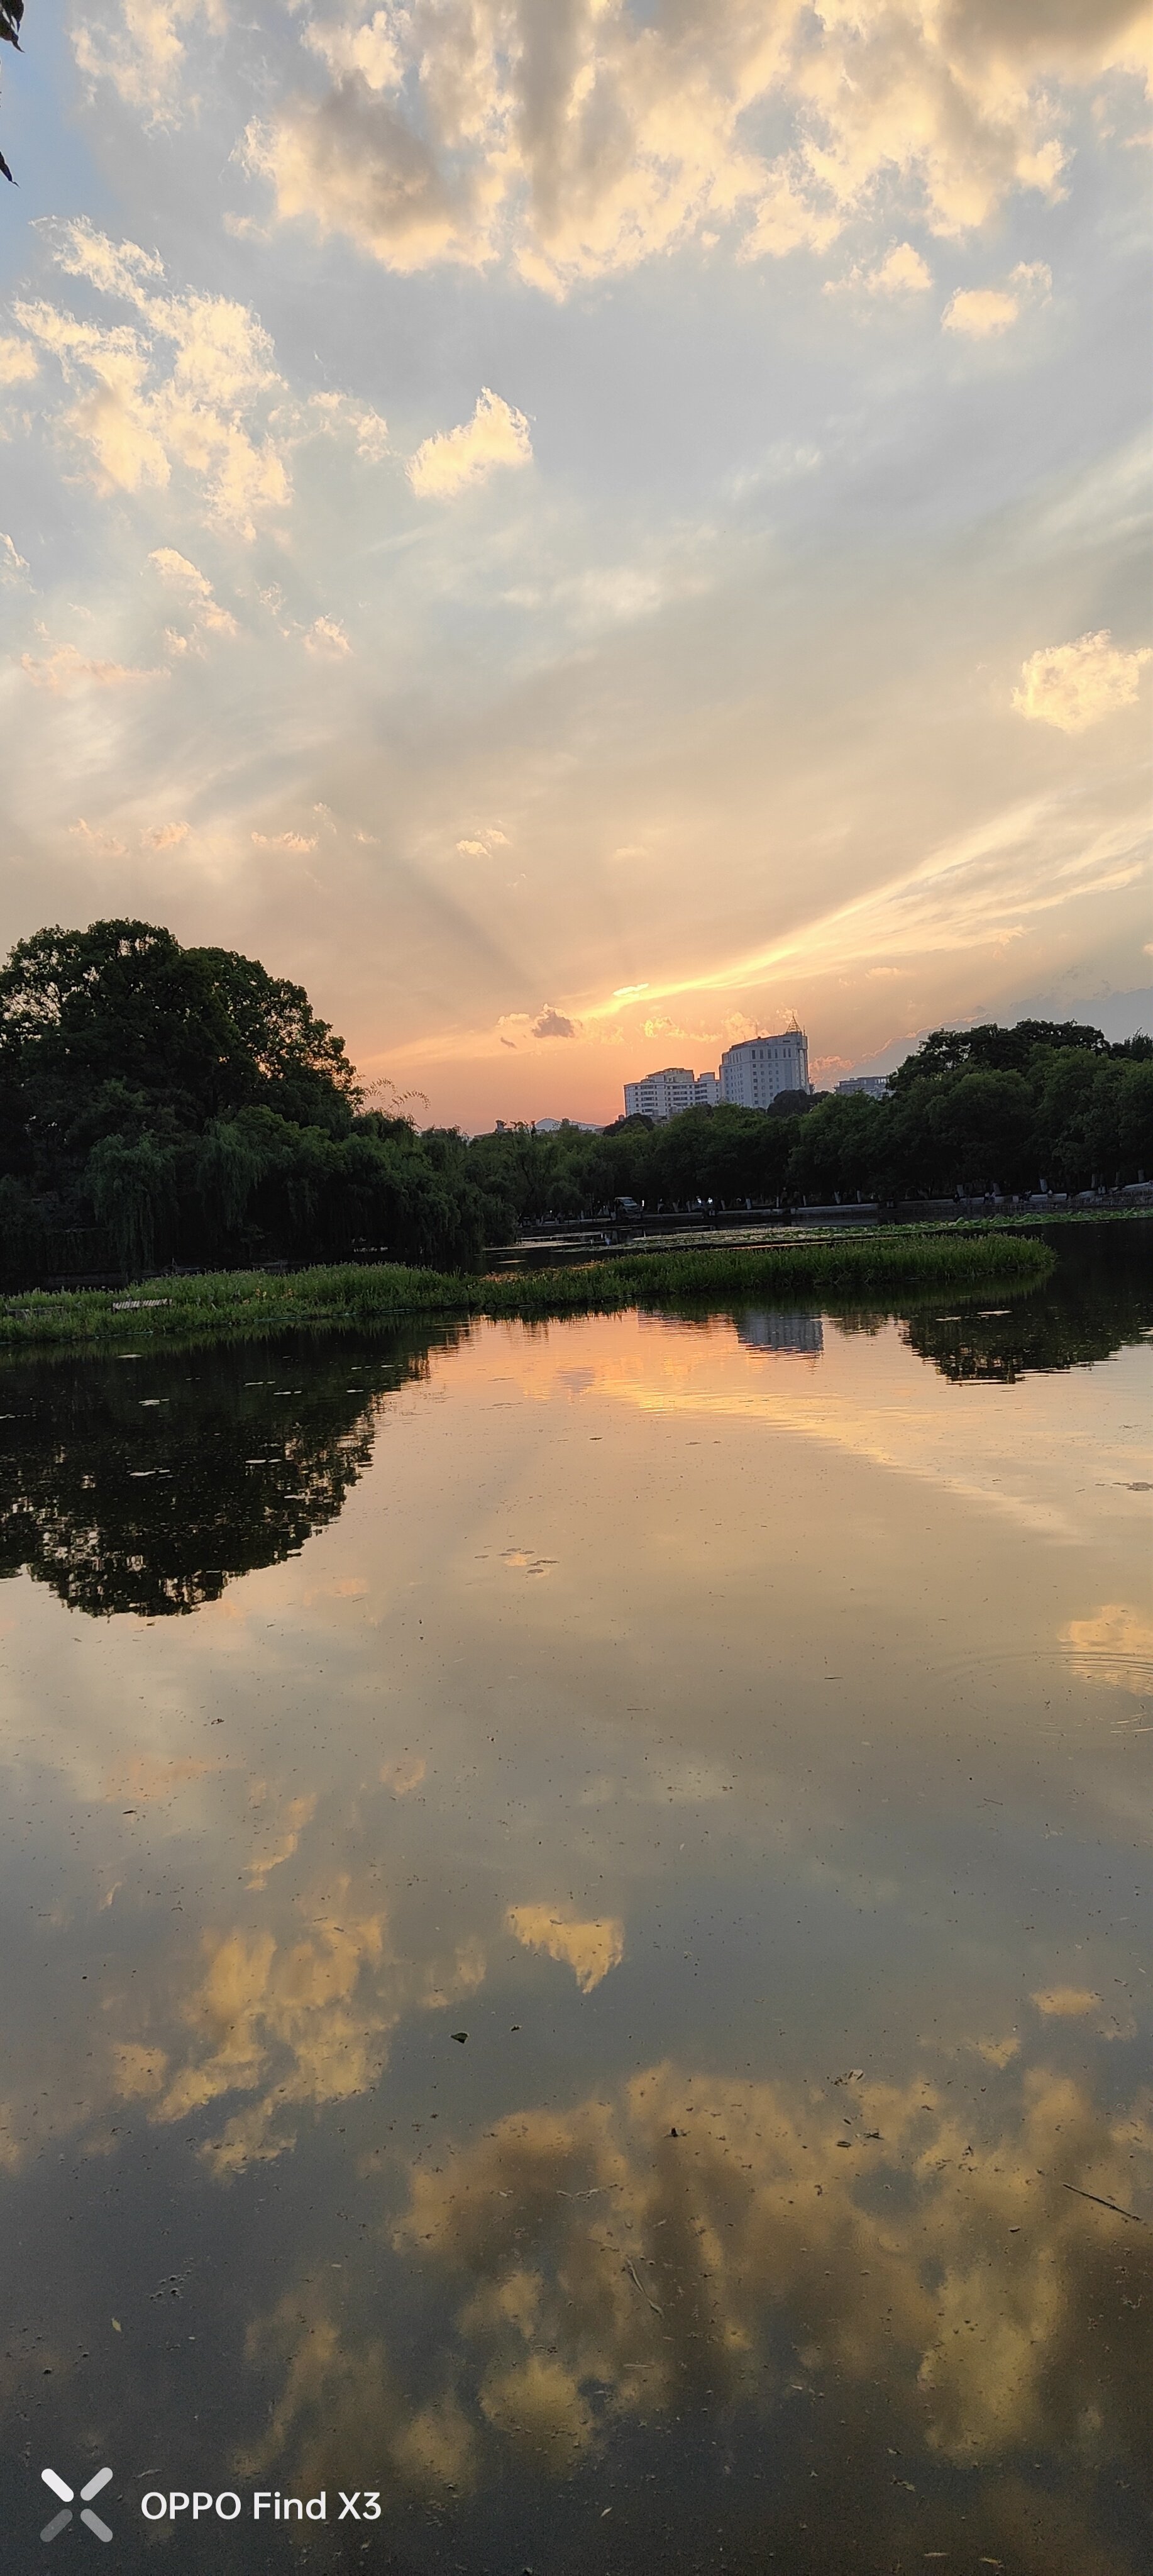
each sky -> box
[0,0,1150,1130]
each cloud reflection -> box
[240,2054,1151,2563]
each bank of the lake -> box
[0,1224,1054,1350]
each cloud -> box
[21,640,165,689]
[0,531,30,582]
[0,334,38,385]
[16,221,292,538]
[244,77,473,275]
[531,1006,577,1039]
[568,792,1146,1040]
[456,826,509,858]
[506,1904,624,1993]
[143,819,190,848]
[943,287,1020,337]
[73,0,223,121]
[1013,632,1153,733]
[407,389,532,500]
[148,543,238,636]
[70,817,128,855]
[238,0,1144,293]
[942,262,1052,338]
[251,829,319,852]
[304,614,351,657]
[827,241,933,298]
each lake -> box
[2,1221,1150,2573]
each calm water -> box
[1,1225,1150,2574]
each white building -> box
[720,1030,809,1109]
[836,1075,888,1101]
[623,1067,719,1121]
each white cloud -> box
[16,225,393,543]
[456,825,509,857]
[16,222,289,538]
[304,614,351,657]
[148,544,237,636]
[303,6,404,94]
[531,1004,577,1040]
[21,640,166,690]
[827,241,933,298]
[306,386,390,462]
[251,829,319,851]
[72,0,223,123]
[240,0,1144,293]
[407,389,532,500]
[1,531,30,582]
[1012,630,1152,733]
[944,288,1020,337]
[942,262,1052,338]
[0,335,39,386]
[143,819,190,847]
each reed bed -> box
[0,1226,1054,1352]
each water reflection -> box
[1,1223,1149,1631]
[905,1215,1153,1383]
[0,1227,1149,2573]
[0,1324,461,1616]
[242,2057,1150,2570]
[736,1309,824,1355]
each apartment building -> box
[720,1030,810,1108]
[623,1067,719,1121]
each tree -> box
[0,919,494,1280]
[0,922,358,1172]
[788,1092,881,1199]
[889,1019,1109,1092]
[1,0,23,186]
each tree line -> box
[467,1018,1152,1224]
[0,922,1149,1284]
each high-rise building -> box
[623,1066,719,1121]
[836,1075,888,1100]
[720,1029,810,1108]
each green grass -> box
[0,1226,1055,1352]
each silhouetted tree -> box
[1,0,23,184]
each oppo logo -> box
[40,2466,114,2545]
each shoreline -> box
[0,1226,1055,1354]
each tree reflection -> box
[0,1324,459,1617]
[902,1218,1153,1384]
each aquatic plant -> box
[0,1226,1054,1352]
